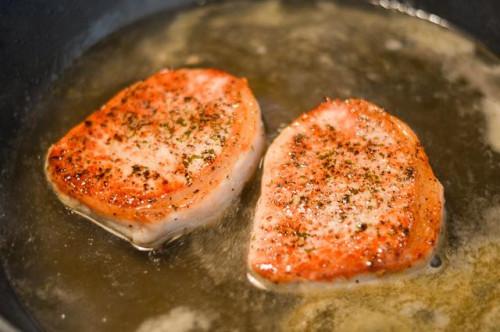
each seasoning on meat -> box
[248,99,444,285]
[46,68,265,249]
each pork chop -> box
[248,99,443,285]
[46,68,265,249]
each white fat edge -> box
[136,307,215,332]
[246,249,440,296]
[44,104,265,250]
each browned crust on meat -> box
[249,99,444,283]
[46,68,260,224]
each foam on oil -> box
[1,1,500,331]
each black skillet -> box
[1,1,500,331]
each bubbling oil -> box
[1,1,500,331]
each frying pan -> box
[1,0,500,331]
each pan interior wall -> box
[2,1,500,331]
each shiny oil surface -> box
[2,1,500,331]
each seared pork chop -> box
[248,99,443,285]
[46,68,265,249]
